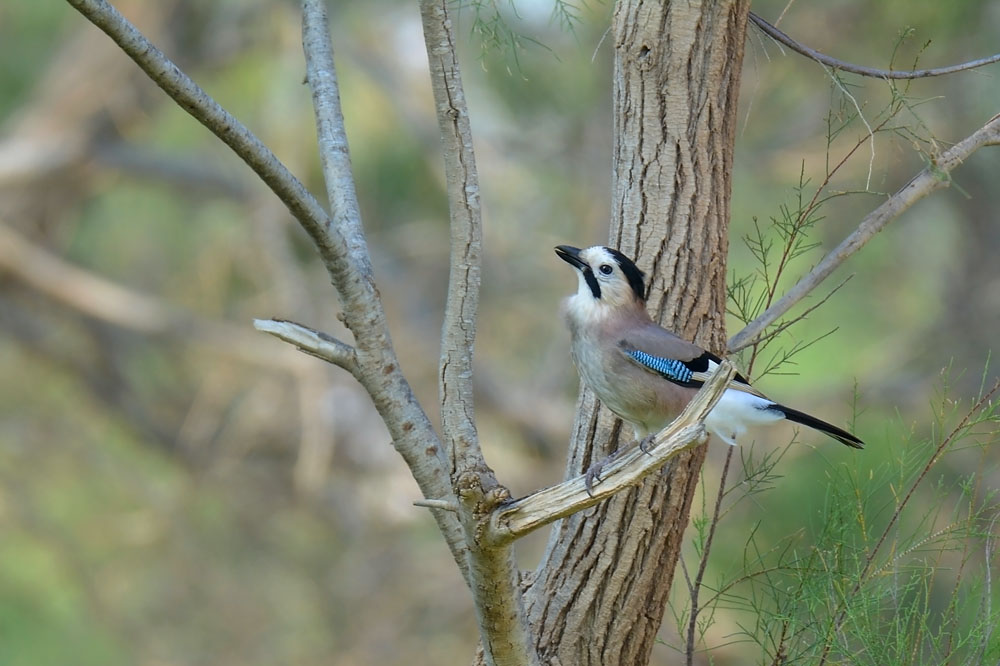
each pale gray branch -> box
[65,0,469,584]
[488,362,737,546]
[413,498,459,512]
[418,3,532,665]
[729,112,1000,353]
[252,318,357,373]
[419,0,484,473]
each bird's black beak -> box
[555,245,587,271]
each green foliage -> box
[680,52,999,663]
[458,0,590,71]
[670,375,1000,664]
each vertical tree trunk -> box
[524,2,750,664]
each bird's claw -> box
[583,445,632,496]
[638,434,656,455]
[584,459,607,496]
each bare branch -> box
[252,319,357,374]
[488,362,738,546]
[413,498,459,512]
[729,112,1000,353]
[417,3,534,665]
[749,11,1000,79]
[420,0,484,473]
[298,0,470,581]
[65,0,470,583]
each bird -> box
[555,244,862,490]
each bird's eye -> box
[599,264,613,275]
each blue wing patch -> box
[625,348,694,384]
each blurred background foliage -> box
[1,0,999,664]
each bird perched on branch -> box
[555,244,862,489]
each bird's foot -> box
[638,433,657,455]
[584,447,626,496]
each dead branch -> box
[253,318,357,374]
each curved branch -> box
[749,12,1000,79]
[488,362,737,546]
[729,112,1000,353]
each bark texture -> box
[524,2,750,664]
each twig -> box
[488,362,737,545]
[685,446,734,666]
[749,12,1000,79]
[729,275,852,354]
[253,318,357,373]
[818,377,1000,664]
[413,498,460,512]
[729,112,1000,353]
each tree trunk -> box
[524,2,750,664]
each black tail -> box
[771,404,864,449]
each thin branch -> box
[252,318,357,374]
[301,0,471,582]
[729,112,1000,353]
[749,12,1000,79]
[413,498,460,512]
[686,446,734,665]
[419,0,485,473]
[729,275,852,354]
[65,0,469,583]
[418,3,533,665]
[488,362,738,546]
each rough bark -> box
[524,2,750,664]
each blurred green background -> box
[1,1,999,664]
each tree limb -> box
[488,362,737,546]
[64,0,470,583]
[749,11,1000,79]
[729,112,1000,353]
[419,0,485,473]
[298,0,471,582]
[418,2,535,665]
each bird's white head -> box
[555,245,647,322]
